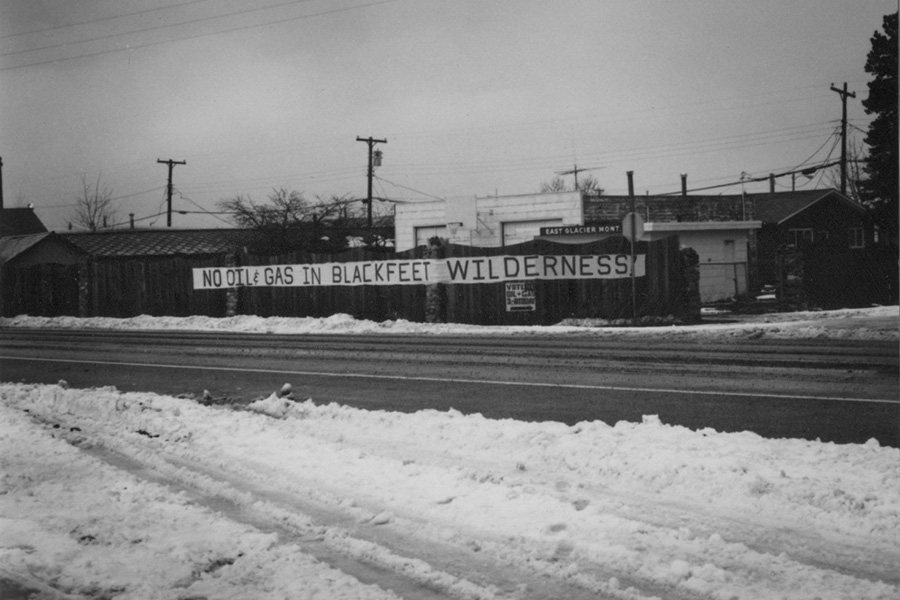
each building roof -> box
[0,232,86,265]
[749,189,864,224]
[0,233,51,264]
[0,208,49,237]
[61,229,267,258]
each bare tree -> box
[218,189,390,229]
[72,174,117,231]
[540,177,568,193]
[577,174,604,194]
[823,136,867,203]
[216,188,315,230]
[540,174,604,194]
[216,189,392,252]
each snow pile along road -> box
[2,382,898,599]
[1,305,897,340]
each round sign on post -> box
[621,212,645,241]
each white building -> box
[394,191,761,303]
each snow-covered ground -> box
[2,304,898,341]
[1,306,898,599]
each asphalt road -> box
[1,327,898,446]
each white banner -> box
[193,254,645,289]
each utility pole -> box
[356,136,386,228]
[556,164,603,191]
[559,164,583,190]
[0,156,4,209]
[830,82,856,196]
[627,170,636,321]
[157,158,186,227]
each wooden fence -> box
[1,236,693,324]
[439,237,685,324]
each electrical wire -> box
[0,0,217,40]
[174,188,235,226]
[374,176,444,202]
[0,0,323,58]
[0,0,400,72]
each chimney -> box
[680,173,687,196]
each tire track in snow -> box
[47,417,640,600]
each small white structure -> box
[643,222,760,301]
[394,191,760,303]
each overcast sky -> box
[1,0,896,231]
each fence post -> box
[679,247,702,323]
[224,252,239,317]
[425,237,446,323]
[78,261,90,317]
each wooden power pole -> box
[157,158,186,227]
[356,136,386,228]
[830,82,856,196]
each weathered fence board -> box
[439,237,682,324]
[2,236,688,324]
[1,263,80,317]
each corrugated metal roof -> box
[61,229,268,257]
[60,219,395,258]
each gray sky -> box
[1,0,895,230]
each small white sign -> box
[505,281,536,312]
[622,212,645,241]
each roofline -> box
[644,221,761,232]
[765,189,866,225]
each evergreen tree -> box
[860,12,898,242]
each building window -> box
[849,227,865,249]
[789,228,813,247]
[815,230,829,242]
[414,225,447,247]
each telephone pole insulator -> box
[356,136,386,228]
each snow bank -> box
[2,382,898,599]
[1,305,897,340]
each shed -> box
[0,232,86,267]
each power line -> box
[374,175,444,201]
[0,0,400,71]
[386,85,839,142]
[174,188,235,226]
[0,0,321,58]
[657,158,842,196]
[385,121,839,173]
[781,126,841,173]
[21,186,166,210]
[0,0,217,40]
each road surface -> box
[2,327,897,446]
